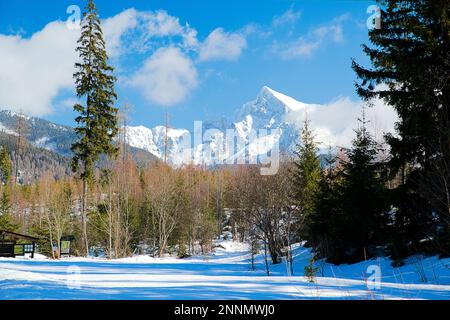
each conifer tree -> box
[0,147,11,186]
[0,147,17,231]
[0,147,12,215]
[353,0,449,169]
[71,0,119,256]
[291,114,321,237]
[304,256,319,283]
[336,107,389,263]
[307,147,343,259]
[352,0,450,255]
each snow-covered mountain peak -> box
[123,86,307,165]
[260,86,308,113]
[236,86,309,124]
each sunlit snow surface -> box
[1,241,450,300]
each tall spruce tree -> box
[292,114,321,237]
[71,0,119,256]
[307,147,343,260]
[335,107,389,263]
[352,0,450,256]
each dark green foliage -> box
[304,256,319,283]
[308,110,389,264]
[335,112,389,263]
[388,180,435,260]
[177,242,188,259]
[307,148,343,259]
[28,223,52,257]
[71,0,119,182]
[197,207,218,253]
[71,0,119,256]
[353,0,449,169]
[0,147,12,217]
[0,147,12,184]
[0,213,18,232]
[352,0,450,256]
[0,147,14,230]
[292,116,321,234]
[88,205,109,251]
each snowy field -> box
[1,241,450,300]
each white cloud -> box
[106,10,201,106]
[0,21,78,116]
[60,97,80,109]
[272,9,301,27]
[275,14,350,59]
[0,8,201,116]
[129,47,198,106]
[198,28,247,62]
[104,9,199,57]
[0,9,145,116]
[143,10,199,49]
[284,95,398,148]
[103,8,139,58]
[182,24,199,49]
[144,10,184,37]
[0,8,356,116]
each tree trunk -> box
[115,193,120,258]
[251,240,255,271]
[108,185,112,259]
[264,240,270,276]
[82,178,89,257]
[48,221,55,260]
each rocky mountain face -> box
[124,86,308,166]
[0,110,158,182]
[0,86,311,174]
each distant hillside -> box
[0,109,159,182]
[0,131,72,182]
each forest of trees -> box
[0,0,449,271]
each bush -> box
[177,242,189,259]
[304,256,319,283]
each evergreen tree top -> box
[352,0,450,170]
[71,0,119,181]
[345,106,381,177]
[295,111,319,158]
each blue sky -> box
[0,0,378,129]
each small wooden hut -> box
[0,230,38,258]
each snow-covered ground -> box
[1,241,450,300]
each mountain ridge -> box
[0,86,308,168]
[123,86,306,166]
[0,110,159,181]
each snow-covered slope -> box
[236,86,307,124]
[124,86,311,166]
[1,240,449,300]
[124,125,190,160]
[0,109,76,156]
[233,86,311,154]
